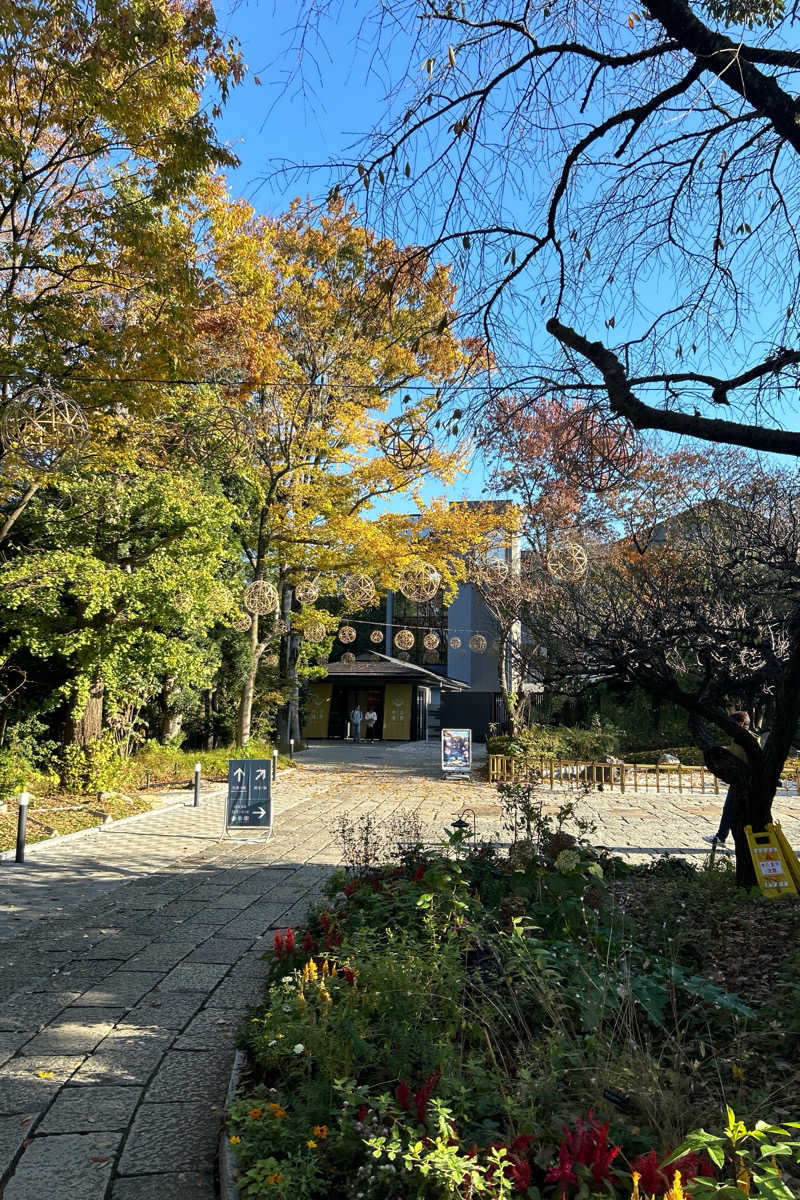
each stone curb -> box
[219,1048,247,1200]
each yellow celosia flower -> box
[307,1138,317,1148]
[664,1170,684,1200]
[229,1135,241,1145]
[631,1171,641,1200]
[322,959,330,977]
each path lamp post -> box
[193,763,201,807]
[15,792,30,863]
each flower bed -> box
[227,837,800,1199]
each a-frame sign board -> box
[745,823,800,898]
[226,759,272,837]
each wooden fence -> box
[488,754,721,794]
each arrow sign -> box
[227,760,272,829]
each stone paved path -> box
[0,740,798,1199]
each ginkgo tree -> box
[191,185,502,746]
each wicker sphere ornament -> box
[264,652,279,668]
[449,636,462,649]
[378,415,434,471]
[483,557,510,585]
[369,629,384,644]
[469,633,488,653]
[341,651,356,664]
[546,541,589,582]
[341,573,376,609]
[398,561,441,603]
[181,405,254,467]
[304,620,327,643]
[244,580,279,615]
[338,625,356,644]
[231,612,252,632]
[552,404,640,493]
[394,628,415,651]
[1,381,89,470]
[294,579,319,605]
[423,631,440,651]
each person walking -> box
[364,707,378,741]
[350,705,363,743]
[703,710,755,848]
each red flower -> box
[698,1160,715,1178]
[303,930,313,952]
[545,1142,578,1188]
[412,864,426,883]
[285,927,295,954]
[414,1069,441,1125]
[507,1158,532,1193]
[562,1112,620,1186]
[272,931,284,959]
[342,965,357,984]
[343,881,359,897]
[395,1080,411,1112]
[631,1150,669,1196]
[672,1153,700,1182]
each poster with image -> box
[441,728,472,774]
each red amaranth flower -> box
[631,1150,669,1196]
[341,965,356,984]
[414,1069,441,1125]
[356,1104,369,1122]
[343,881,359,897]
[508,1157,532,1193]
[412,864,426,883]
[303,930,313,952]
[285,927,295,954]
[672,1153,700,1182]
[395,1080,411,1112]
[561,1111,620,1186]
[272,931,284,959]
[545,1141,578,1188]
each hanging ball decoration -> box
[469,633,488,653]
[341,651,356,664]
[294,578,320,605]
[341,573,376,609]
[552,404,641,493]
[394,628,415,651]
[244,580,279,615]
[231,612,252,632]
[546,542,589,582]
[378,415,434,471]
[396,650,411,661]
[338,625,356,644]
[304,620,327,643]
[423,631,440,651]
[398,561,441,603]
[449,636,462,649]
[182,405,254,467]
[369,629,384,644]
[483,557,509,585]
[1,381,89,470]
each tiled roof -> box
[324,652,469,691]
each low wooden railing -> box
[487,754,726,794]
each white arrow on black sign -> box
[253,807,267,819]
[255,769,267,781]
[233,768,244,781]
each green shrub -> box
[60,732,136,794]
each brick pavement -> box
[0,740,798,1199]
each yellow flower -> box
[664,1171,684,1200]
[732,1064,745,1080]
[267,1102,287,1120]
[229,1135,241,1145]
[313,1124,328,1139]
[307,1138,318,1148]
[631,1171,641,1200]
[248,1107,263,1120]
[266,1171,282,1184]
[302,959,318,983]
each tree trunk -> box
[237,617,264,746]
[64,674,104,746]
[159,676,182,743]
[204,688,215,751]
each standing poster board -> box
[441,728,472,779]
[227,759,272,832]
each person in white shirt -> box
[364,708,378,741]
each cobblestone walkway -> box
[0,741,798,1199]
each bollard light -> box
[289,738,295,761]
[15,792,30,864]
[193,762,201,808]
[272,748,278,781]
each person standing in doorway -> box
[364,707,378,741]
[351,705,363,743]
[703,710,755,849]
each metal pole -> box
[193,762,201,808]
[15,792,29,863]
[289,738,294,761]
[272,748,278,781]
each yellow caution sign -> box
[745,825,798,898]
[770,823,800,891]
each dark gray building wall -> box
[440,690,496,742]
